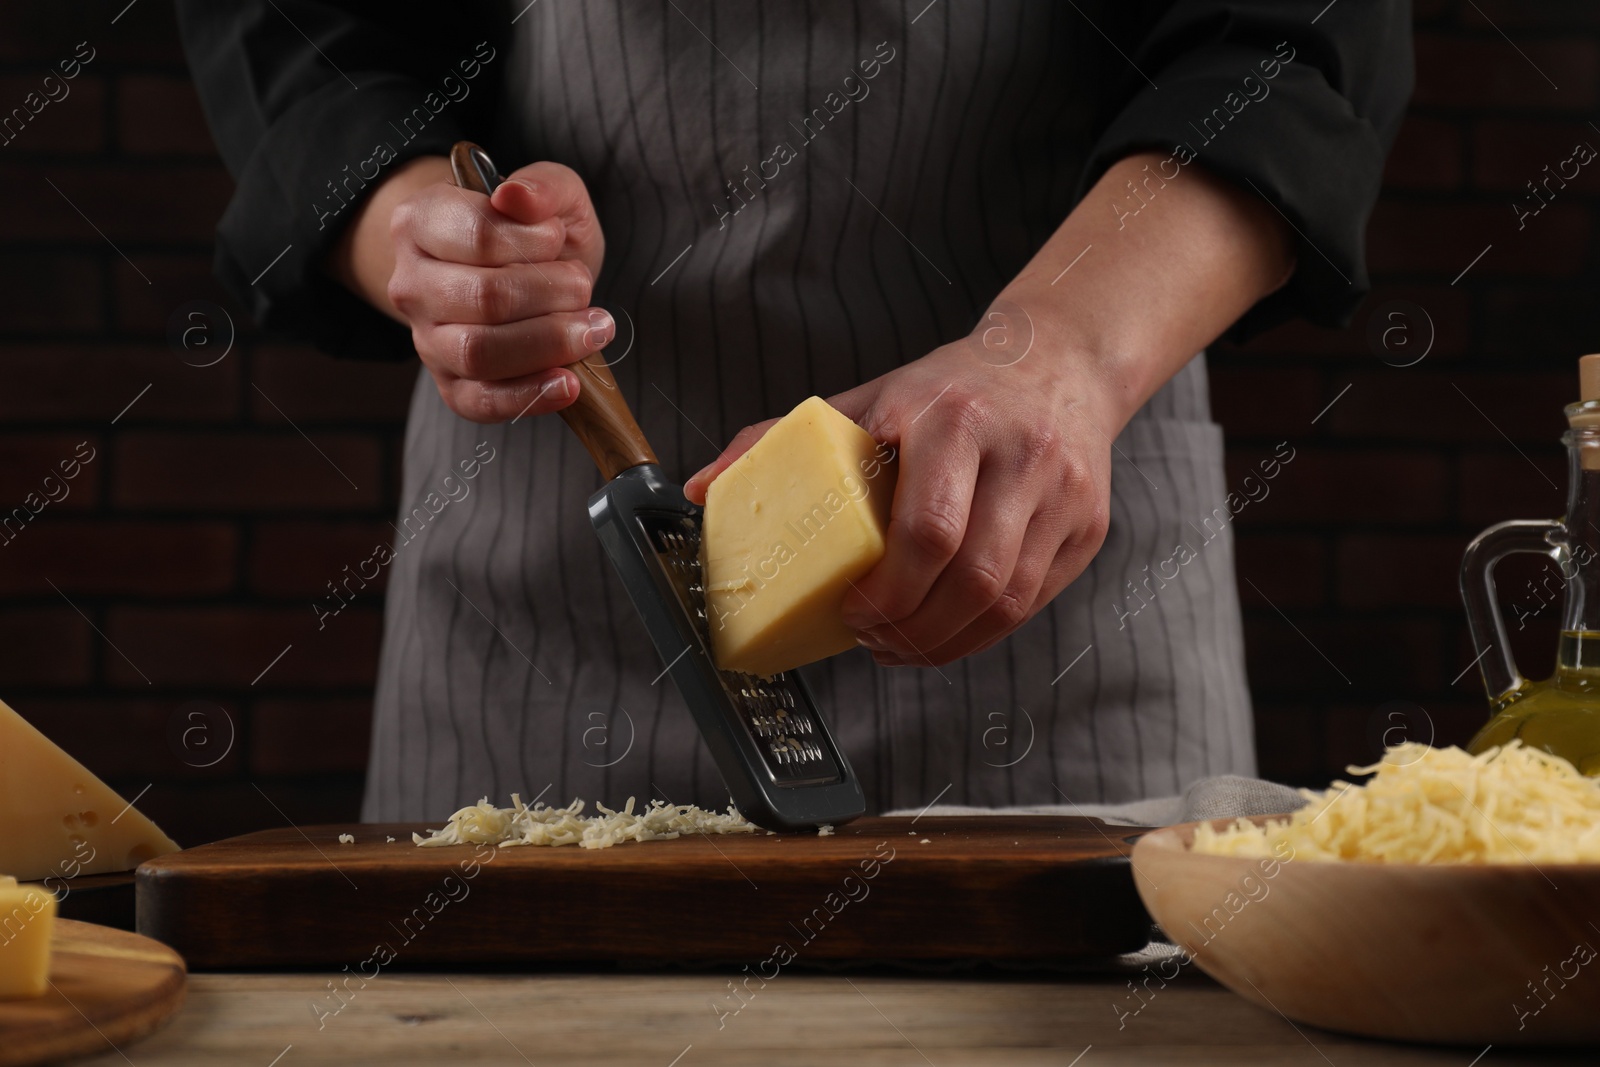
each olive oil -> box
[1469,631,1600,775]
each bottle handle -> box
[1460,519,1566,704]
[447,142,659,481]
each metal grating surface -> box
[644,513,843,786]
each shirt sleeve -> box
[174,1,507,360]
[1077,0,1414,340]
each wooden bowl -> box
[1131,816,1600,1046]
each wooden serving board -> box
[0,919,186,1067]
[137,816,1151,969]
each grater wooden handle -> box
[448,142,659,481]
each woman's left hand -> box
[686,314,1121,667]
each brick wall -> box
[1215,0,1600,783]
[0,2,412,844]
[0,3,1595,846]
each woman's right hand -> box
[335,155,610,424]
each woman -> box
[177,0,1411,820]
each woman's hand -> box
[333,155,610,424]
[683,152,1294,669]
[686,318,1119,667]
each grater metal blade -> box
[589,465,865,829]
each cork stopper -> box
[1582,354,1600,403]
[1576,355,1600,468]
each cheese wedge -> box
[0,698,179,881]
[0,875,56,999]
[702,396,897,676]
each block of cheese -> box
[702,395,897,676]
[0,698,179,882]
[0,875,55,999]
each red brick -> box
[1471,119,1600,191]
[1446,372,1569,443]
[1465,1,1600,32]
[1427,701,1495,751]
[136,781,365,848]
[1214,316,1365,359]
[1489,201,1594,265]
[0,345,238,423]
[1507,614,1561,687]
[0,253,102,335]
[0,163,234,245]
[1221,285,1475,363]
[0,520,237,596]
[103,607,382,688]
[0,609,91,686]
[11,698,242,780]
[1335,534,1466,609]
[1365,200,1590,277]
[113,254,238,337]
[250,699,372,775]
[0,435,101,514]
[1383,116,1464,191]
[1244,616,1445,694]
[116,74,215,156]
[0,8,183,63]
[1252,702,1324,785]
[113,432,383,512]
[1324,371,1568,443]
[0,13,121,62]
[383,444,405,505]
[92,2,188,64]
[1451,615,1562,697]
[1360,284,1474,361]
[1458,450,1565,524]
[1480,287,1600,359]
[1235,534,1327,609]
[1479,549,1569,638]
[1227,448,1450,525]
[1413,36,1598,111]
[251,345,417,425]
[249,521,393,597]
[0,75,105,153]
[1323,701,1489,772]
[1209,367,1325,437]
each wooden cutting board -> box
[136,816,1151,969]
[0,919,186,1067]
[20,872,136,931]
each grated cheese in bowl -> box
[1192,740,1600,864]
[413,795,757,850]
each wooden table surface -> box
[70,962,1592,1066]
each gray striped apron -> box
[361,0,1254,820]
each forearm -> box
[328,154,454,323]
[1000,151,1295,431]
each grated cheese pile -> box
[1192,741,1600,864]
[413,794,757,850]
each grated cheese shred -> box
[413,795,757,850]
[1192,741,1600,864]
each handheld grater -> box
[448,142,865,830]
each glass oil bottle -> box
[1463,353,1600,773]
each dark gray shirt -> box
[177,0,1412,817]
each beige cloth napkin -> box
[883,773,1306,827]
